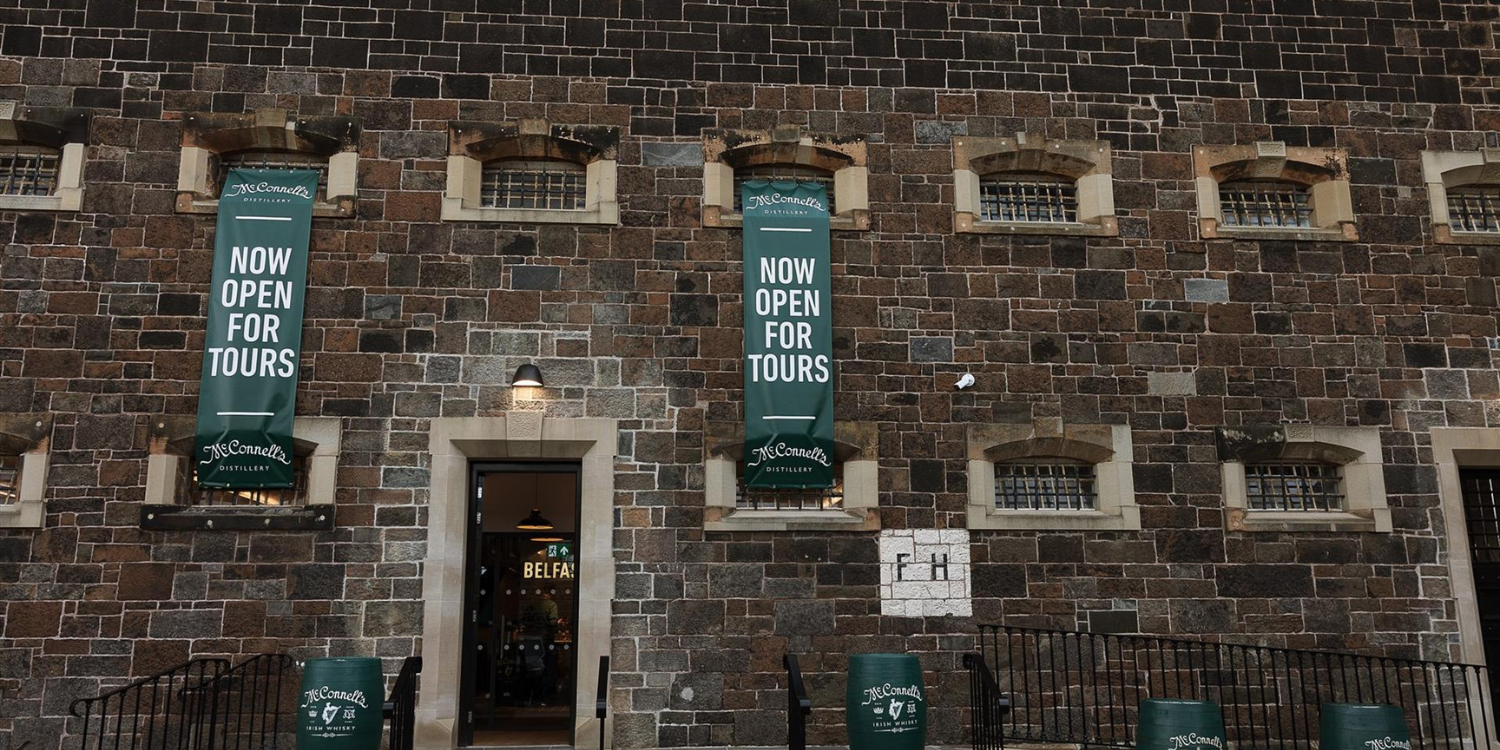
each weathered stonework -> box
[0,3,1496,749]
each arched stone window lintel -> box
[970,150,1095,181]
[1208,157,1338,187]
[982,437,1114,465]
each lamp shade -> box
[511,363,544,387]
[516,508,554,530]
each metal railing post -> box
[784,654,811,750]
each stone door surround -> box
[420,416,617,750]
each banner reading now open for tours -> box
[193,169,318,488]
[741,180,835,489]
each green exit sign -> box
[547,543,572,559]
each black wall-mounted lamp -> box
[511,363,544,387]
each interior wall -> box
[482,471,578,533]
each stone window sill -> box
[1436,229,1500,246]
[177,195,355,219]
[140,504,336,531]
[0,191,81,212]
[0,501,43,529]
[956,215,1118,237]
[704,507,878,532]
[968,507,1141,532]
[706,210,868,232]
[1225,508,1387,533]
[441,199,618,226]
[1203,224,1357,243]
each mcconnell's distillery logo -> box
[198,439,292,467]
[860,682,924,734]
[746,190,824,212]
[1168,733,1224,750]
[222,180,314,201]
[302,684,370,735]
[745,441,832,469]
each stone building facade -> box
[1,2,1499,749]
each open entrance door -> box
[460,463,581,747]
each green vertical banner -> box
[741,180,835,489]
[194,168,318,488]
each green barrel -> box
[1320,703,1411,750]
[845,654,926,750]
[297,657,385,750]
[1136,699,1226,750]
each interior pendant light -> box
[530,535,565,543]
[516,507,554,531]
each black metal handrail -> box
[964,652,1012,750]
[69,657,232,750]
[596,655,610,750]
[383,656,422,750]
[784,654,811,750]
[181,653,295,750]
[979,624,1497,750]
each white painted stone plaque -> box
[878,529,972,617]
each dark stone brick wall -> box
[1,2,1499,748]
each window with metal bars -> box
[178,452,310,508]
[994,461,1097,511]
[1218,180,1313,228]
[1460,470,1500,564]
[480,159,586,210]
[0,146,60,197]
[733,164,835,214]
[1447,186,1500,233]
[217,151,330,202]
[736,463,844,511]
[978,174,1078,223]
[0,454,17,504]
[1244,462,1344,512]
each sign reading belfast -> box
[193,169,318,488]
[741,180,835,489]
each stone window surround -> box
[1421,148,1500,245]
[0,101,87,212]
[1217,425,1390,533]
[141,415,340,530]
[701,126,870,231]
[442,119,620,225]
[0,414,52,530]
[1194,141,1357,242]
[952,133,1117,237]
[966,422,1139,531]
[176,108,360,218]
[419,415,616,750]
[1433,428,1500,674]
[703,421,879,532]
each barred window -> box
[979,173,1078,223]
[0,454,17,504]
[178,452,310,508]
[1447,186,1500,233]
[995,461,1097,511]
[1219,180,1313,228]
[734,164,835,214]
[480,159,586,210]
[0,146,61,197]
[736,463,844,511]
[1244,462,1344,512]
[217,151,330,202]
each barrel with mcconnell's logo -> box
[1319,703,1411,750]
[845,654,926,750]
[1135,698,1226,750]
[297,657,384,750]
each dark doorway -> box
[1460,469,1500,706]
[461,463,581,748]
